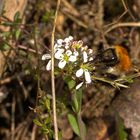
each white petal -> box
[66,50,72,56]
[64,36,73,43]
[76,68,84,77]
[42,54,51,60]
[68,36,73,41]
[46,60,51,70]
[78,40,83,46]
[81,46,87,51]
[84,70,91,83]
[89,57,93,61]
[88,49,93,54]
[84,46,88,50]
[64,37,70,43]
[83,51,88,63]
[58,60,66,69]
[56,48,65,53]
[81,47,84,51]
[76,82,84,90]
[57,39,63,45]
[54,43,58,48]
[69,55,77,62]
[73,51,79,56]
[54,50,64,59]
[54,45,60,52]
[65,45,69,49]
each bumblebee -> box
[93,45,131,75]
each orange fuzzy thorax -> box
[115,45,131,71]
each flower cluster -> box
[42,36,94,89]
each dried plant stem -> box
[11,95,16,140]
[51,0,61,140]
[92,76,128,88]
[105,22,140,35]
[121,0,136,20]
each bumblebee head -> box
[94,48,119,67]
[93,45,131,73]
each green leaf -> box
[72,93,79,113]
[75,89,82,111]
[68,114,80,136]
[63,76,70,83]
[72,89,83,113]
[15,29,21,40]
[77,113,86,140]
[45,98,51,110]
[0,31,11,38]
[44,117,51,124]
[33,119,42,127]
[58,131,62,140]
[126,78,133,83]
[116,116,127,140]
[41,124,49,133]
[68,80,76,90]
[42,11,54,22]
[2,21,13,26]
[14,11,20,22]
[0,43,10,51]
[63,76,76,90]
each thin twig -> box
[104,10,128,28]
[18,45,42,54]
[64,12,88,28]
[16,75,28,99]
[11,95,16,140]
[62,0,79,16]
[0,72,25,85]
[51,0,61,140]
[121,0,136,20]
[92,76,128,88]
[105,22,140,35]
[121,0,128,11]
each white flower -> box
[87,49,93,61]
[76,68,91,83]
[75,68,91,90]
[73,51,79,56]
[82,49,94,62]
[83,51,88,63]
[54,40,63,51]
[88,49,93,54]
[84,70,91,83]
[69,55,77,62]
[42,54,51,60]
[66,50,72,56]
[89,57,93,61]
[81,45,88,51]
[57,39,63,45]
[58,60,67,69]
[68,36,73,41]
[54,49,64,59]
[76,82,84,90]
[42,54,52,71]
[57,50,77,69]
[54,36,73,50]
[64,36,73,43]
[46,60,51,70]
[76,68,84,77]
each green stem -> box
[77,112,86,140]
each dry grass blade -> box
[51,0,61,140]
[105,22,140,34]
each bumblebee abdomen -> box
[115,45,131,71]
